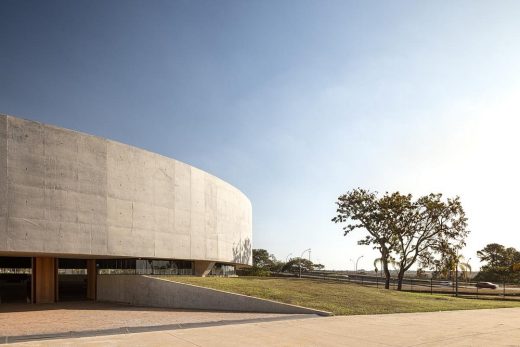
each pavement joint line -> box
[288,321,395,347]
[405,327,520,347]
[0,313,320,344]
[166,331,204,347]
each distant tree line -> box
[474,243,520,283]
[243,190,518,288]
[239,249,324,276]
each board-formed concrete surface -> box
[9,307,520,346]
[97,275,331,315]
[0,114,252,265]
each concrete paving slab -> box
[8,307,520,346]
[0,301,311,343]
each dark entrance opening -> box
[58,258,87,301]
[0,257,32,303]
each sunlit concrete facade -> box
[0,114,252,303]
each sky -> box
[1,1,519,271]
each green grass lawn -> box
[158,276,520,315]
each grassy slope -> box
[159,276,520,315]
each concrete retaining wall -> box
[97,275,331,316]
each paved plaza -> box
[4,306,520,346]
[0,302,310,343]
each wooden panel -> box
[86,259,97,300]
[194,261,215,277]
[34,257,56,303]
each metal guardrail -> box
[272,271,520,299]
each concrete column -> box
[193,261,215,277]
[33,257,56,303]
[86,259,97,300]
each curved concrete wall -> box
[0,115,252,265]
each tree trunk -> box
[382,258,391,289]
[397,269,405,291]
[379,246,392,289]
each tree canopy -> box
[241,249,278,276]
[332,188,469,290]
[252,249,274,269]
[241,249,322,276]
[475,243,520,283]
[282,257,324,274]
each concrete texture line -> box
[166,332,204,347]
[275,319,394,347]
[406,327,520,347]
[291,324,395,347]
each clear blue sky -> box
[1,1,519,270]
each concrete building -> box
[0,114,252,304]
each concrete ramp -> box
[97,275,331,316]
